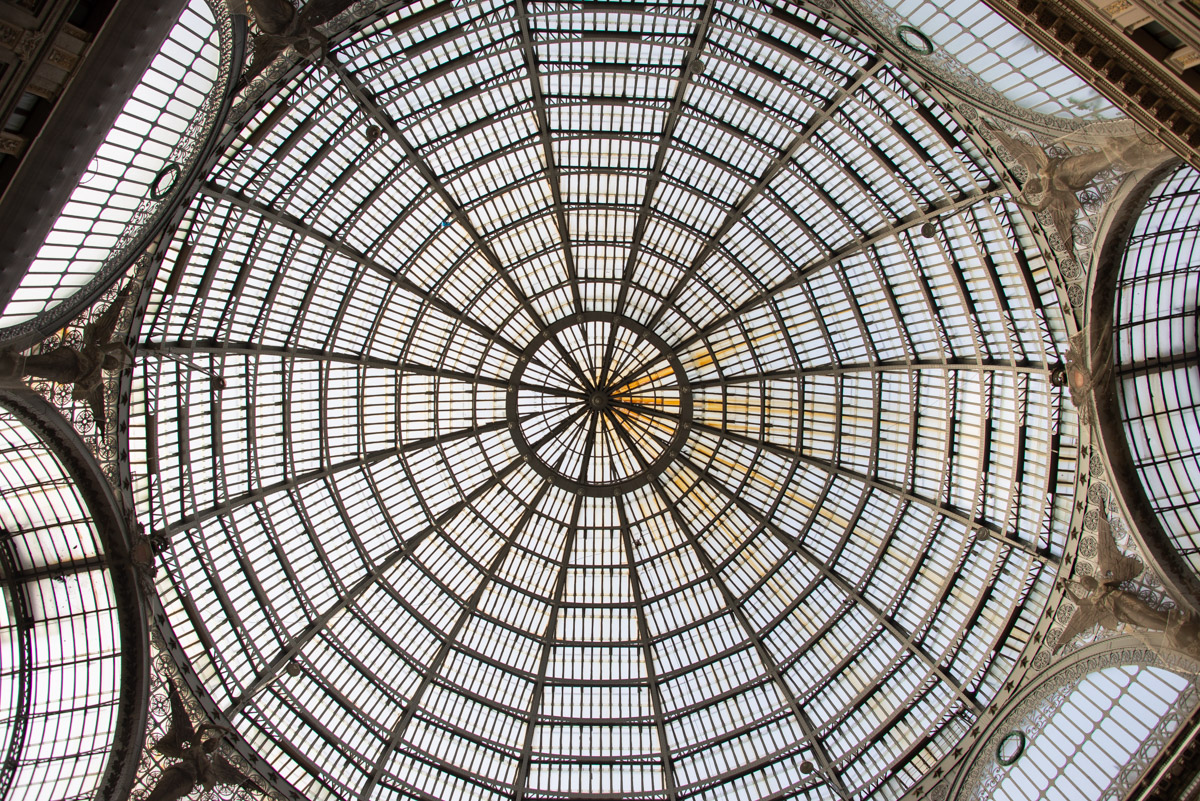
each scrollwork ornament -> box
[1087,482,1110,503]
[1058,256,1082,281]
[1076,560,1095,577]
[1078,187,1106,214]
[1068,283,1085,308]
[1032,650,1052,672]
[1079,536,1098,558]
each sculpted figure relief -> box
[245,0,355,68]
[1057,516,1199,653]
[147,679,264,801]
[0,283,134,433]
[987,123,1168,254]
[1050,327,1113,424]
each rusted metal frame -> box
[511,495,584,800]
[357,481,552,799]
[576,410,600,484]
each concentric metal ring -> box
[507,313,692,496]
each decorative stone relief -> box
[978,120,1143,311]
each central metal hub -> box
[506,313,693,496]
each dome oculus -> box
[508,313,693,496]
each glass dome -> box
[130,1,1073,799]
[1113,163,1200,577]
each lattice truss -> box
[128,1,1078,799]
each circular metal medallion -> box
[507,313,692,496]
[996,730,1026,766]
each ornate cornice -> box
[983,0,1200,171]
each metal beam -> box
[356,482,552,800]
[322,55,595,391]
[643,59,885,331]
[667,187,1003,357]
[511,495,584,800]
[601,0,719,386]
[617,499,679,800]
[141,339,583,397]
[685,358,1052,389]
[677,449,987,717]
[601,410,850,799]
[198,182,527,360]
[514,0,583,316]
[221,409,585,718]
[623,403,1053,564]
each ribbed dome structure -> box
[131,2,1070,799]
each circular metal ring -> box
[897,25,934,55]
[996,730,1026,766]
[150,161,182,200]
[507,312,693,496]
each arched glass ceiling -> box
[0,0,223,332]
[981,665,1194,800]
[131,1,1073,799]
[0,405,124,800]
[1114,163,1200,576]
[868,0,1117,121]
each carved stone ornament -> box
[14,29,45,61]
[0,132,24,157]
[0,20,19,51]
[46,45,79,71]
